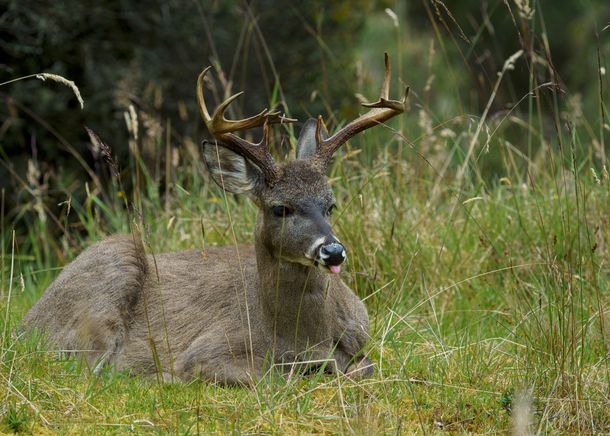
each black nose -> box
[319,242,347,266]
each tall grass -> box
[1,1,609,433]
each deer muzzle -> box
[318,241,347,274]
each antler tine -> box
[197,66,214,125]
[197,66,295,185]
[380,52,390,100]
[313,53,407,168]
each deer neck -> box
[254,236,333,355]
[254,225,331,323]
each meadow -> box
[1,3,609,434]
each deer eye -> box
[271,205,293,217]
[326,204,336,216]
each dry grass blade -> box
[35,73,84,109]
[84,126,119,179]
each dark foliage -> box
[0,0,370,234]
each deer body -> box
[24,54,405,385]
[25,220,368,384]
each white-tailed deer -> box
[23,54,406,385]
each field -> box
[1,2,609,434]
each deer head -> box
[198,53,407,274]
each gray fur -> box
[23,155,371,386]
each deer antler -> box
[312,53,408,168]
[197,66,294,184]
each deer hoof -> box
[345,357,374,379]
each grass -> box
[1,3,609,434]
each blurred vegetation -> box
[402,1,608,112]
[0,0,371,240]
[0,0,609,242]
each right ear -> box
[296,118,328,160]
[202,141,264,194]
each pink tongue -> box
[329,265,342,274]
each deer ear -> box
[296,118,328,160]
[202,141,264,194]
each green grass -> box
[1,5,609,434]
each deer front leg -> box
[173,333,264,386]
[344,354,374,379]
[331,286,374,379]
[291,343,372,379]
[328,348,374,380]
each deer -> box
[23,54,406,386]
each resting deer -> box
[23,54,406,385]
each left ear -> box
[296,118,328,160]
[202,141,264,195]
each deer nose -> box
[319,242,347,266]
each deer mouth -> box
[314,260,343,274]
